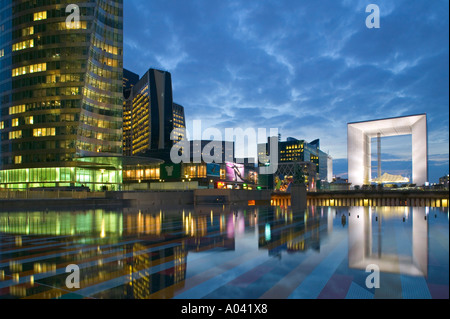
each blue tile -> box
[345,282,374,299]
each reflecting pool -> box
[0,205,448,299]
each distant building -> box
[439,175,449,188]
[123,69,140,156]
[123,68,186,157]
[258,137,332,191]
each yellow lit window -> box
[9,131,22,140]
[12,63,46,77]
[0,49,4,58]
[12,39,34,51]
[25,116,34,125]
[12,118,19,127]
[0,121,3,129]
[22,26,34,36]
[33,11,47,21]
[14,156,22,164]
[64,20,87,30]
[33,128,56,137]
[9,105,26,115]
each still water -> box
[0,205,448,299]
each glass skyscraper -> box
[0,0,124,190]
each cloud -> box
[124,0,449,182]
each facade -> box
[258,137,332,191]
[123,68,186,157]
[0,0,124,190]
[348,114,428,187]
[122,68,139,156]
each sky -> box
[123,0,449,183]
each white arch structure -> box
[348,114,428,186]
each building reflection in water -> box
[0,204,441,299]
[348,206,428,277]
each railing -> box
[0,190,106,200]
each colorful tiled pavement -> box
[0,207,448,299]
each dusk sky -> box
[123,0,449,183]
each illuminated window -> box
[0,49,4,58]
[14,156,22,164]
[25,116,34,125]
[0,121,3,129]
[22,26,34,36]
[33,128,56,137]
[9,105,26,115]
[9,131,22,140]
[12,118,19,127]
[12,39,34,51]
[12,63,46,77]
[33,11,47,21]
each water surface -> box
[0,205,448,299]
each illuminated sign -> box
[225,162,245,182]
[207,163,220,177]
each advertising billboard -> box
[225,162,245,182]
[206,163,221,177]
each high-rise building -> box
[258,137,332,190]
[0,0,124,190]
[123,68,185,157]
[122,69,139,156]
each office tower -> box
[123,68,139,156]
[124,68,186,157]
[0,0,124,190]
[258,137,332,190]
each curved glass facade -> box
[0,0,123,190]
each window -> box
[9,131,22,140]
[25,116,34,125]
[33,11,47,21]
[0,49,4,58]
[12,63,46,77]
[12,118,19,127]
[14,156,22,164]
[0,121,4,129]
[22,26,34,36]
[9,105,26,115]
[12,39,34,51]
[33,128,56,137]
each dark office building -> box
[123,68,186,157]
[0,0,124,190]
[123,69,139,156]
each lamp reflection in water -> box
[348,206,428,277]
